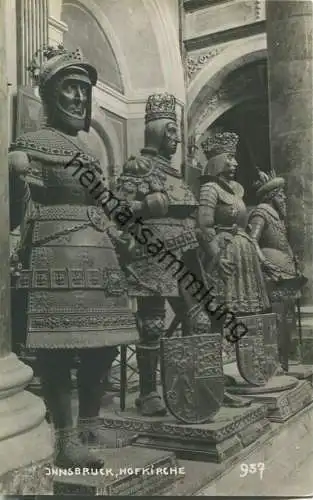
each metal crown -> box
[201,132,239,160]
[145,92,177,124]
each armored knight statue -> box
[115,93,216,418]
[248,169,307,371]
[9,45,138,468]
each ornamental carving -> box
[186,48,225,82]
[193,61,267,135]
[255,0,263,20]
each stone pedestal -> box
[225,363,313,423]
[287,361,313,382]
[101,403,270,463]
[0,354,53,477]
[53,447,181,496]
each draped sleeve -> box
[197,182,220,259]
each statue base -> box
[224,364,313,422]
[101,403,270,463]
[0,353,53,476]
[53,447,181,496]
[287,361,313,381]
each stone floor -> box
[275,453,313,497]
[1,380,313,496]
[96,386,313,496]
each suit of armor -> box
[248,170,306,371]
[9,46,138,468]
[116,93,209,417]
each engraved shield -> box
[235,313,281,386]
[160,334,224,424]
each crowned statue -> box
[198,132,270,320]
[197,132,281,390]
[248,168,307,371]
[115,92,222,421]
[9,45,138,468]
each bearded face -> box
[272,188,287,219]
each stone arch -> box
[190,57,268,145]
[187,34,267,134]
[62,0,131,95]
[79,98,124,185]
[193,95,260,140]
[91,114,124,179]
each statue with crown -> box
[8,44,141,470]
[96,96,281,463]
[198,132,278,384]
[114,91,220,421]
[196,131,312,423]
[248,168,308,372]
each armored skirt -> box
[12,203,138,350]
[9,128,138,350]
[198,180,270,314]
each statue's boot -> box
[38,352,104,469]
[78,347,119,448]
[135,345,166,417]
[55,428,104,469]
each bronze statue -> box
[115,93,218,418]
[9,45,138,468]
[198,132,270,317]
[248,169,307,371]
[197,133,279,387]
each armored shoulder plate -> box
[249,203,280,222]
[10,128,99,167]
[116,154,164,200]
[123,155,153,177]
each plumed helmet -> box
[253,167,285,200]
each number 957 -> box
[240,463,265,480]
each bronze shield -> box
[235,313,281,386]
[160,334,224,424]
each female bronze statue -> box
[198,132,270,328]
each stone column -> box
[0,0,52,478]
[266,1,313,360]
[16,0,48,86]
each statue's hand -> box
[109,229,136,258]
[218,257,236,282]
[9,151,29,176]
[144,192,169,217]
[117,233,136,254]
[10,252,22,279]
[262,260,282,281]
